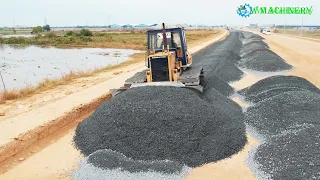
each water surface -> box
[0,45,141,91]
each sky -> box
[0,0,319,27]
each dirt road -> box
[255,31,320,87]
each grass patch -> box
[0,29,222,50]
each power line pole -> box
[283,14,286,34]
[300,16,303,37]
[284,19,286,34]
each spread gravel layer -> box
[238,49,292,72]
[238,75,320,103]
[245,90,320,137]
[241,74,320,179]
[254,125,320,180]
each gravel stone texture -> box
[202,74,235,97]
[193,31,244,83]
[239,32,264,44]
[237,31,292,72]
[240,41,269,57]
[238,75,320,103]
[87,149,184,174]
[254,125,320,180]
[245,90,320,137]
[238,48,292,72]
[74,86,247,167]
[199,87,243,116]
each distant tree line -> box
[32,24,51,34]
[64,29,93,37]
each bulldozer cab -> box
[146,28,190,67]
[110,25,203,97]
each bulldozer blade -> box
[130,82,185,88]
[110,88,128,97]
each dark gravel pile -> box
[238,48,292,71]
[243,39,267,46]
[200,87,242,117]
[87,149,184,174]
[245,90,320,136]
[238,75,320,103]
[202,74,235,97]
[241,75,320,179]
[193,31,244,83]
[240,41,269,57]
[210,59,244,82]
[239,32,264,44]
[237,31,292,72]
[74,86,247,167]
[254,125,320,180]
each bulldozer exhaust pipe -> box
[162,23,168,49]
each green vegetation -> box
[0,29,222,50]
[43,24,51,32]
[65,31,76,36]
[32,26,43,33]
[79,29,93,36]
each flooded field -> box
[0,45,141,91]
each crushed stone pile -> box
[245,90,320,137]
[74,86,247,168]
[194,32,244,83]
[238,75,320,103]
[208,58,243,83]
[239,32,263,44]
[241,75,320,179]
[202,73,235,97]
[254,125,320,180]
[242,76,320,179]
[240,41,269,57]
[237,31,292,72]
[200,87,242,116]
[238,48,292,71]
